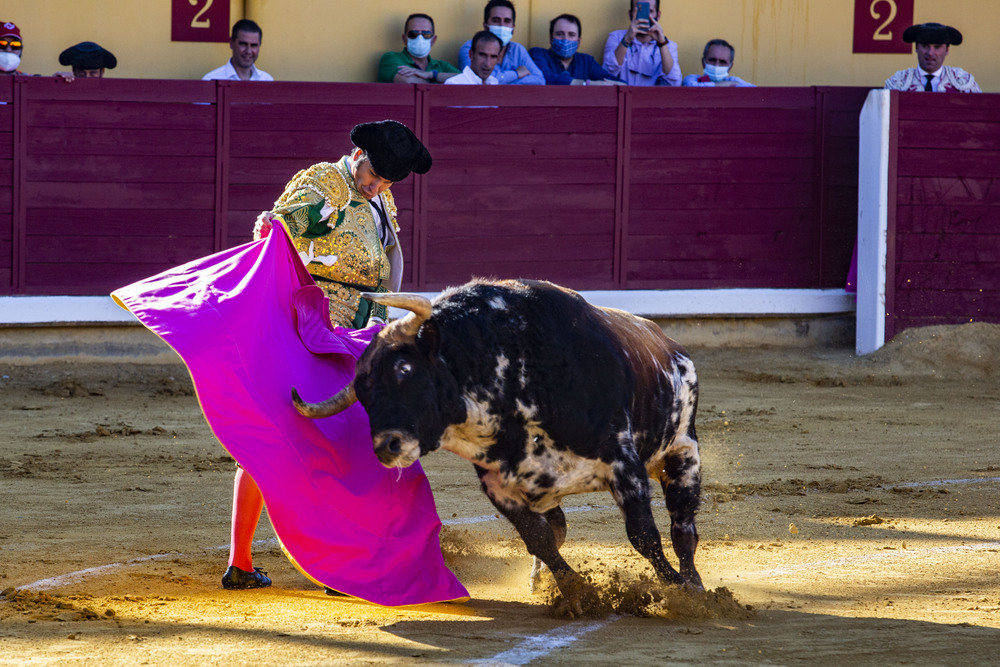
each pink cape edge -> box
[111,230,468,606]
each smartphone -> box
[636,1,651,23]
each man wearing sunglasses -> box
[378,13,460,84]
[0,22,24,76]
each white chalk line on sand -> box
[888,476,1000,489]
[750,541,1000,578]
[18,475,1000,592]
[468,616,618,667]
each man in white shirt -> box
[446,31,501,85]
[884,22,980,93]
[203,19,273,82]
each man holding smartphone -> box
[602,0,681,86]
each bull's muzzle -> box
[373,431,419,468]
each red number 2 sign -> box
[852,0,913,54]
[172,0,231,43]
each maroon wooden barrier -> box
[888,93,1000,337]
[0,78,12,292]
[0,78,869,296]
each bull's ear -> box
[415,319,440,357]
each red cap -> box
[1,22,21,39]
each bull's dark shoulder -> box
[430,279,638,459]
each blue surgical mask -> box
[704,63,730,82]
[551,39,578,59]
[488,25,514,46]
[407,35,432,59]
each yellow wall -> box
[5,0,997,90]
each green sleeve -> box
[378,50,409,83]
[431,57,461,74]
[273,189,345,239]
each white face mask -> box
[407,36,432,59]
[488,25,513,46]
[0,52,20,73]
[704,63,730,82]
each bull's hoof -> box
[550,581,609,619]
[681,567,704,591]
[528,556,548,593]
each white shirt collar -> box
[225,59,260,80]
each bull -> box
[292,278,703,616]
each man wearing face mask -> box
[603,0,681,86]
[378,13,460,84]
[529,14,622,86]
[682,39,754,87]
[458,0,544,85]
[0,22,25,76]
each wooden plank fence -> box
[0,77,869,297]
[888,92,1000,337]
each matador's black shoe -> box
[221,565,272,590]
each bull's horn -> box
[292,382,357,419]
[361,292,432,337]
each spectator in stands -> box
[529,14,622,86]
[54,41,117,81]
[446,30,501,85]
[203,19,273,81]
[884,22,980,93]
[378,13,460,84]
[0,21,25,76]
[458,0,544,85]
[682,39,754,87]
[603,0,681,86]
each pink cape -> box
[111,230,468,606]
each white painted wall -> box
[855,89,891,356]
[1,290,856,326]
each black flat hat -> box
[902,22,963,46]
[59,41,117,70]
[351,120,432,183]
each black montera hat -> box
[902,22,963,46]
[350,120,432,183]
[59,42,117,70]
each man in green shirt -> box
[378,13,460,83]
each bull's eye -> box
[393,358,413,382]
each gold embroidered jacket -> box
[269,157,402,328]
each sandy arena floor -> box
[2,323,999,665]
